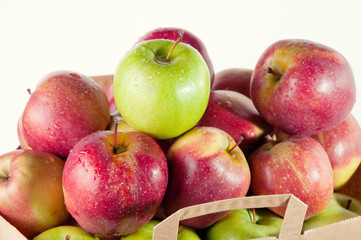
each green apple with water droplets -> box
[33,226,100,240]
[113,39,210,139]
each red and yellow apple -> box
[0,149,69,238]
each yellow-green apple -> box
[62,130,168,238]
[302,193,361,232]
[136,27,215,86]
[21,71,110,158]
[250,39,356,136]
[33,226,100,240]
[206,208,283,240]
[113,39,210,139]
[120,219,201,240]
[211,68,253,98]
[248,135,334,219]
[312,114,361,189]
[0,149,69,238]
[163,127,251,229]
[196,90,272,155]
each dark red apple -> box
[212,68,253,98]
[312,114,361,189]
[248,135,334,219]
[163,126,251,229]
[196,90,272,155]
[21,71,110,158]
[62,130,168,238]
[250,39,356,136]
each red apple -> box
[62,130,168,238]
[312,114,361,189]
[17,115,31,150]
[211,68,253,98]
[0,149,69,238]
[21,71,110,158]
[136,27,214,86]
[163,126,251,229]
[250,39,356,136]
[248,135,334,219]
[196,90,272,155]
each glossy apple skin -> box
[249,135,334,219]
[196,90,272,155]
[0,149,69,238]
[120,219,200,240]
[62,130,168,238]
[33,226,100,240]
[206,208,283,240]
[302,193,361,232]
[251,39,356,136]
[311,114,361,189]
[163,127,251,229]
[21,71,110,158]
[211,68,253,98]
[136,27,214,86]
[114,40,210,139]
[17,115,31,150]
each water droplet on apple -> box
[77,158,82,164]
[93,176,96,180]
[148,75,153,80]
[178,77,184,82]
[140,46,146,52]
[60,111,65,115]
[54,123,61,130]
[186,174,190,179]
[141,58,145,62]
[180,69,185,74]
[84,169,88,173]
[225,100,232,108]
[134,84,139,89]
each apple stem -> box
[165,30,184,61]
[265,67,282,79]
[265,134,276,146]
[346,199,352,210]
[113,119,119,152]
[228,136,244,153]
[27,88,32,95]
[252,208,256,224]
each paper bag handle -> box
[152,194,307,240]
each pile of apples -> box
[1,27,361,240]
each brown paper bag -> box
[153,194,361,240]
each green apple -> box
[33,226,100,240]
[120,219,201,240]
[113,39,210,139]
[302,193,361,232]
[205,208,283,240]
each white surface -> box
[0,0,360,154]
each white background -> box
[0,0,360,155]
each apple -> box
[211,68,253,98]
[120,219,200,240]
[302,193,361,232]
[205,208,283,240]
[196,90,272,155]
[163,126,251,229]
[113,38,210,139]
[90,75,116,113]
[62,130,168,238]
[33,226,100,240]
[17,115,31,150]
[136,27,215,86]
[250,39,356,136]
[311,114,361,190]
[21,70,110,158]
[0,149,69,238]
[248,135,334,220]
